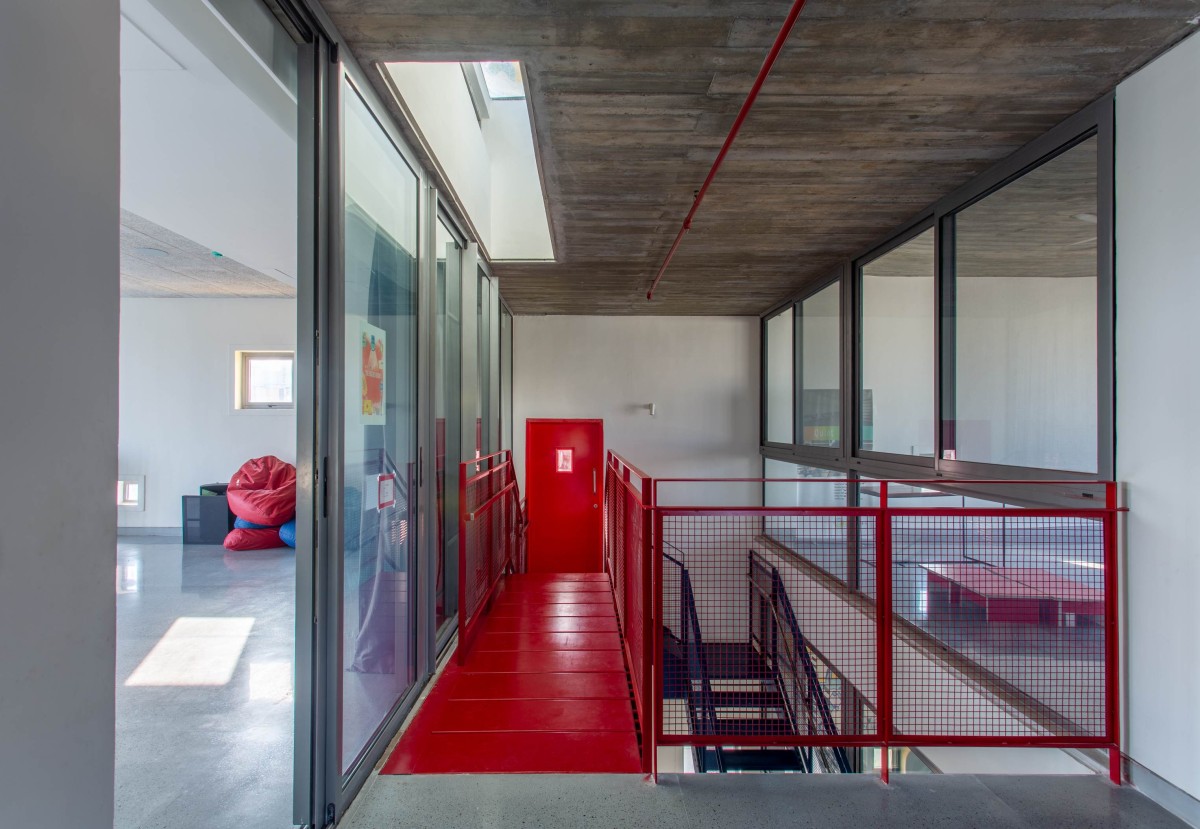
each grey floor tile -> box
[979,775,1191,829]
[342,774,689,829]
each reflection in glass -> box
[764,308,794,444]
[763,459,854,583]
[800,283,840,447]
[435,220,461,635]
[208,0,299,96]
[949,137,1098,472]
[859,229,935,457]
[341,85,419,774]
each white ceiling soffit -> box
[121,209,295,298]
[120,0,297,288]
[381,61,555,262]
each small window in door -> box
[236,351,294,409]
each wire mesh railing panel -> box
[458,454,524,661]
[890,511,1109,740]
[659,512,877,745]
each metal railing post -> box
[457,459,469,665]
[640,474,655,775]
[876,481,892,783]
[1105,481,1121,785]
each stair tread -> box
[709,690,785,709]
[705,717,794,736]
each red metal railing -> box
[604,451,655,773]
[602,464,1121,782]
[458,450,526,663]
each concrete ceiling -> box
[121,210,294,298]
[325,0,1199,315]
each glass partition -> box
[799,282,841,448]
[947,137,1098,472]
[501,306,513,451]
[764,307,794,444]
[859,228,935,458]
[763,459,853,583]
[476,270,491,457]
[434,219,461,635]
[340,84,419,775]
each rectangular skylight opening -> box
[480,61,525,100]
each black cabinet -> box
[182,494,234,545]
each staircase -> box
[664,551,854,774]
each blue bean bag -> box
[279,519,297,549]
[234,517,272,530]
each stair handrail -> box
[768,561,854,777]
[665,554,724,773]
[749,550,853,773]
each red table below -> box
[921,564,1104,625]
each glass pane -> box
[247,357,293,404]
[860,229,935,457]
[764,307,794,444]
[501,308,513,451]
[476,270,491,457]
[949,138,1098,472]
[763,459,853,583]
[208,0,299,96]
[488,281,501,453]
[480,61,525,100]
[340,85,419,775]
[800,283,840,447]
[435,220,461,634]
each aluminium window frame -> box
[238,350,297,409]
[785,268,844,464]
[852,218,938,471]
[758,92,1115,494]
[760,302,796,450]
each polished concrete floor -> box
[115,535,295,828]
[341,772,1190,829]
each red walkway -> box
[382,573,641,774]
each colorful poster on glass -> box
[360,321,386,425]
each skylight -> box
[480,61,525,100]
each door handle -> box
[592,468,597,496]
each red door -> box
[525,419,604,573]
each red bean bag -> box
[223,527,284,551]
[227,455,297,527]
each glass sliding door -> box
[339,81,420,776]
[476,269,491,457]
[500,306,513,451]
[434,218,462,636]
[487,274,501,454]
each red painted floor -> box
[381,573,642,774]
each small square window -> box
[118,476,145,511]
[237,351,294,409]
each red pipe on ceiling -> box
[646,0,810,301]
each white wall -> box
[861,275,936,457]
[384,63,493,251]
[0,1,119,825]
[513,316,761,506]
[383,62,554,261]
[1115,30,1200,808]
[484,99,555,260]
[954,276,1097,472]
[119,298,296,528]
